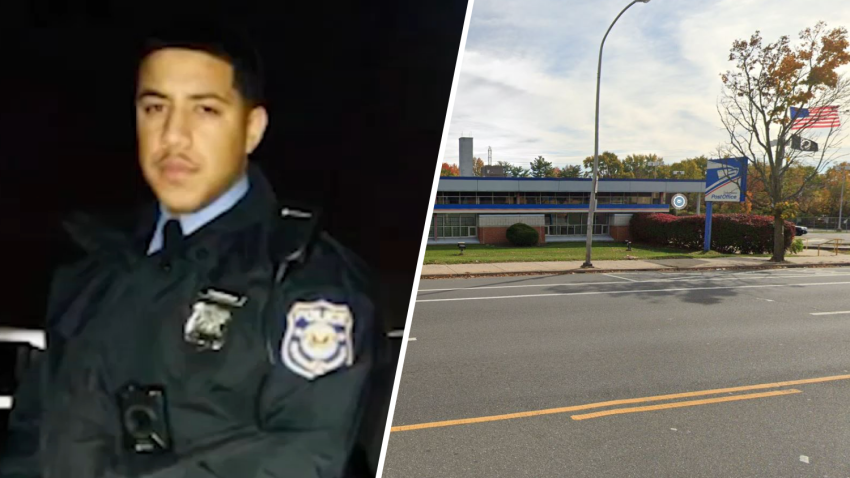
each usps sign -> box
[705,157,748,203]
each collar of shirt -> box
[147,173,251,255]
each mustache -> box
[155,152,197,166]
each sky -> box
[444,0,850,169]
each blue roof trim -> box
[440,176,704,183]
[434,204,667,210]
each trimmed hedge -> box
[630,213,795,254]
[506,223,539,247]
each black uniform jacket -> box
[0,164,377,478]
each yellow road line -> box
[570,389,802,421]
[390,373,850,433]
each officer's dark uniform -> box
[0,163,377,478]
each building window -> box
[545,213,610,236]
[431,214,478,239]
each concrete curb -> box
[420,261,850,280]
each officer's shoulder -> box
[311,232,372,283]
[271,204,372,286]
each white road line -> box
[386,330,406,338]
[408,337,418,342]
[421,280,625,292]
[810,311,850,316]
[0,396,12,410]
[605,273,637,282]
[415,281,850,303]
[418,273,850,293]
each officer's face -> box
[135,48,268,214]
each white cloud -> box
[445,0,850,168]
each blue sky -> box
[444,0,850,169]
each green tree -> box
[497,161,530,178]
[559,164,583,178]
[718,21,850,261]
[582,151,623,178]
[622,153,665,179]
[667,156,708,179]
[529,156,555,178]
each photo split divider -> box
[373,0,478,476]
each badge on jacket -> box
[282,300,354,380]
[184,289,247,351]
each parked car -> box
[795,226,808,236]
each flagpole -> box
[840,172,846,232]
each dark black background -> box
[0,0,466,332]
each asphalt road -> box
[383,267,850,478]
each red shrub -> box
[630,213,795,254]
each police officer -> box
[0,21,377,478]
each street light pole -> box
[583,0,651,268]
[647,160,662,179]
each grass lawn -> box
[424,242,756,264]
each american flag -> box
[790,106,841,130]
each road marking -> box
[390,373,850,433]
[387,330,405,338]
[605,273,637,282]
[416,281,850,303]
[409,337,417,341]
[570,389,801,420]
[420,280,632,292]
[418,273,850,292]
[0,396,12,410]
[810,311,850,316]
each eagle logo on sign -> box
[282,300,354,380]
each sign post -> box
[704,157,748,252]
[703,202,713,252]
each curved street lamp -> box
[583,0,651,268]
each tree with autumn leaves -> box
[440,163,459,176]
[718,21,850,262]
[438,158,487,176]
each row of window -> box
[438,192,659,197]
[545,225,610,236]
[545,213,610,226]
[429,214,613,238]
[435,192,664,205]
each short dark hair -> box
[137,19,265,107]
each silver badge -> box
[281,300,354,380]
[184,289,247,351]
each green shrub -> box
[630,213,795,254]
[789,238,804,254]
[506,223,539,246]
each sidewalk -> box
[421,249,850,278]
